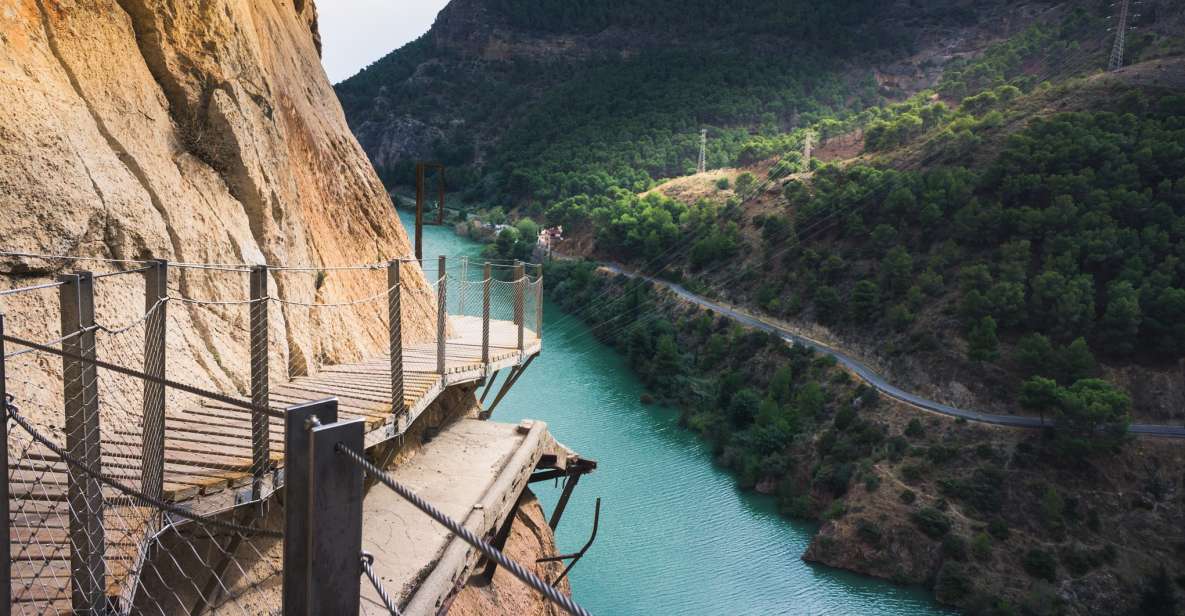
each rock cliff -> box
[0,0,435,415]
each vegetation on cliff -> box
[545,261,1184,614]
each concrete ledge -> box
[360,419,561,615]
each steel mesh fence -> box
[1,255,545,614]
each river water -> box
[399,211,949,615]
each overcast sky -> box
[318,1,450,84]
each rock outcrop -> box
[449,490,572,616]
[0,0,435,419]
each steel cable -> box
[361,552,403,615]
[4,397,283,538]
[335,443,592,616]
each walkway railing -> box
[282,399,589,616]
[0,252,546,615]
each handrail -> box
[335,442,590,616]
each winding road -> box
[596,262,1185,439]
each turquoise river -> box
[399,210,950,616]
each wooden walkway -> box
[9,316,541,614]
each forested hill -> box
[334,0,1062,202]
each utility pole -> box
[697,129,707,174]
[1108,0,1134,71]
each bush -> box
[942,534,968,561]
[988,518,1010,540]
[1023,548,1058,582]
[911,507,952,539]
[822,499,847,520]
[899,489,917,504]
[971,532,992,562]
[905,418,924,438]
[934,562,974,604]
[901,463,926,483]
[857,519,882,545]
[716,177,730,190]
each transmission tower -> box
[697,129,707,174]
[802,130,815,171]
[1108,0,1135,71]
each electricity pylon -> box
[1108,0,1134,71]
[802,129,815,171]
[697,129,707,174]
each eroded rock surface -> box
[0,0,435,421]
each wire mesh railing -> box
[0,252,546,615]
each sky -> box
[317,0,450,84]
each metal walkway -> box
[0,254,545,615]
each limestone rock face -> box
[449,490,573,616]
[0,0,435,418]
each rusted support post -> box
[141,260,167,501]
[514,263,525,351]
[0,314,10,611]
[387,260,405,418]
[476,492,526,585]
[549,473,582,531]
[249,265,270,501]
[60,272,105,612]
[415,163,425,263]
[437,255,447,375]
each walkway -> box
[1,255,546,615]
[598,262,1185,438]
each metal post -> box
[459,257,468,315]
[549,473,582,531]
[387,260,405,417]
[482,262,491,368]
[437,255,447,375]
[282,399,364,616]
[535,272,544,341]
[141,260,167,501]
[59,272,105,612]
[249,265,270,501]
[514,263,525,351]
[0,314,10,611]
[415,163,425,263]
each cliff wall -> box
[0,0,435,416]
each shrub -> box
[942,534,968,561]
[934,562,974,604]
[905,418,924,438]
[822,499,847,520]
[715,177,730,190]
[971,532,992,562]
[901,463,927,483]
[899,489,917,504]
[1023,548,1058,582]
[987,518,1010,540]
[911,507,952,539]
[857,519,882,546]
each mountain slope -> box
[336,0,1073,203]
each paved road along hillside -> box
[597,262,1185,439]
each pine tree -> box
[967,316,1000,362]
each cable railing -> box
[0,252,549,615]
[283,400,589,616]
